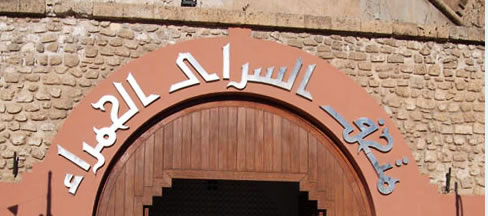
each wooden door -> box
[96,100,374,216]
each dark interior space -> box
[146,179,323,216]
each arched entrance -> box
[0,28,482,216]
[96,100,374,216]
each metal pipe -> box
[429,0,464,26]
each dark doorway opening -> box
[145,179,324,216]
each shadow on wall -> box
[7,171,52,216]
[456,182,464,216]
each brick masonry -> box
[0,17,484,195]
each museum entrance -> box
[145,179,321,216]
[95,99,374,216]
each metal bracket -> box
[445,167,451,193]
[181,0,197,7]
[12,152,19,178]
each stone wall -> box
[0,16,484,195]
[252,30,485,195]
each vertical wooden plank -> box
[325,150,336,201]
[335,167,344,216]
[114,170,126,216]
[299,128,308,173]
[106,187,115,216]
[191,111,202,169]
[163,122,173,169]
[317,143,327,192]
[172,117,182,169]
[208,108,219,170]
[308,135,317,182]
[133,197,143,216]
[154,128,164,178]
[124,155,135,216]
[255,109,265,172]
[181,114,192,169]
[263,111,273,172]
[144,135,154,187]
[218,107,228,170]
[201,109,210,169]
[343,175,353,216]
[134,144,145,196]
[236,107,246,171]
[245,108,255,171]
[290,122,300,173]
[351,180,367,216]
[272,114,282,172]
[98,183,114,216]
[281,118,291,173]
[353,197,361,216]
[227,107,238,171]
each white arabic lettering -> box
[320,105,405,195]
[58,72,159,195]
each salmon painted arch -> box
[0,28,483,216]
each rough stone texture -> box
[458,0,485,28]
[0,17,484,196]
[6,1,485,43]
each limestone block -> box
[0,0,17,13]
[473,123,484,134]
[304,15,331,30]
[85,46,98,58]
[64,54,79,67]
[27,136,42,146]
[360,20,392,34]
[19,0,45,14]
[287,39,303,48]
[30,111,48,121]
[118,28,135,40]
[392,23,417,37]
[11,134,26,146]
[49,55,62,66]
[6,104,22,114]
[40,33,57,43]
[417,24,436,38]
[53,99,73,110]
[123,4,154,19]
[49,110,67,120]
[424,151,437,162]
[42,74,60,85]
[454,125,473,135]
[31,148,45,160]
[20,122,37,132]
[93,2,123,18]
[73,2,93,17]
[387,54,404,63]
[331,17,360,32]
[348,52,367,61]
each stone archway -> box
[96,100,374,216]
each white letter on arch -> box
[169,52,220,93]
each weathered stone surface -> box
[11,135,26,146]
[455,125,473,135]
[40,34,57,43]
[4,72,19,83]
[0,17,481,195]
[31,148,45,160]
[64,54,80,67]
[81,45,97,58]
[49,55,62,66]
[287,39,303,48]
[6,104,22,114]
[349,52,367,61]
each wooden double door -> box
[96,100,374,216]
